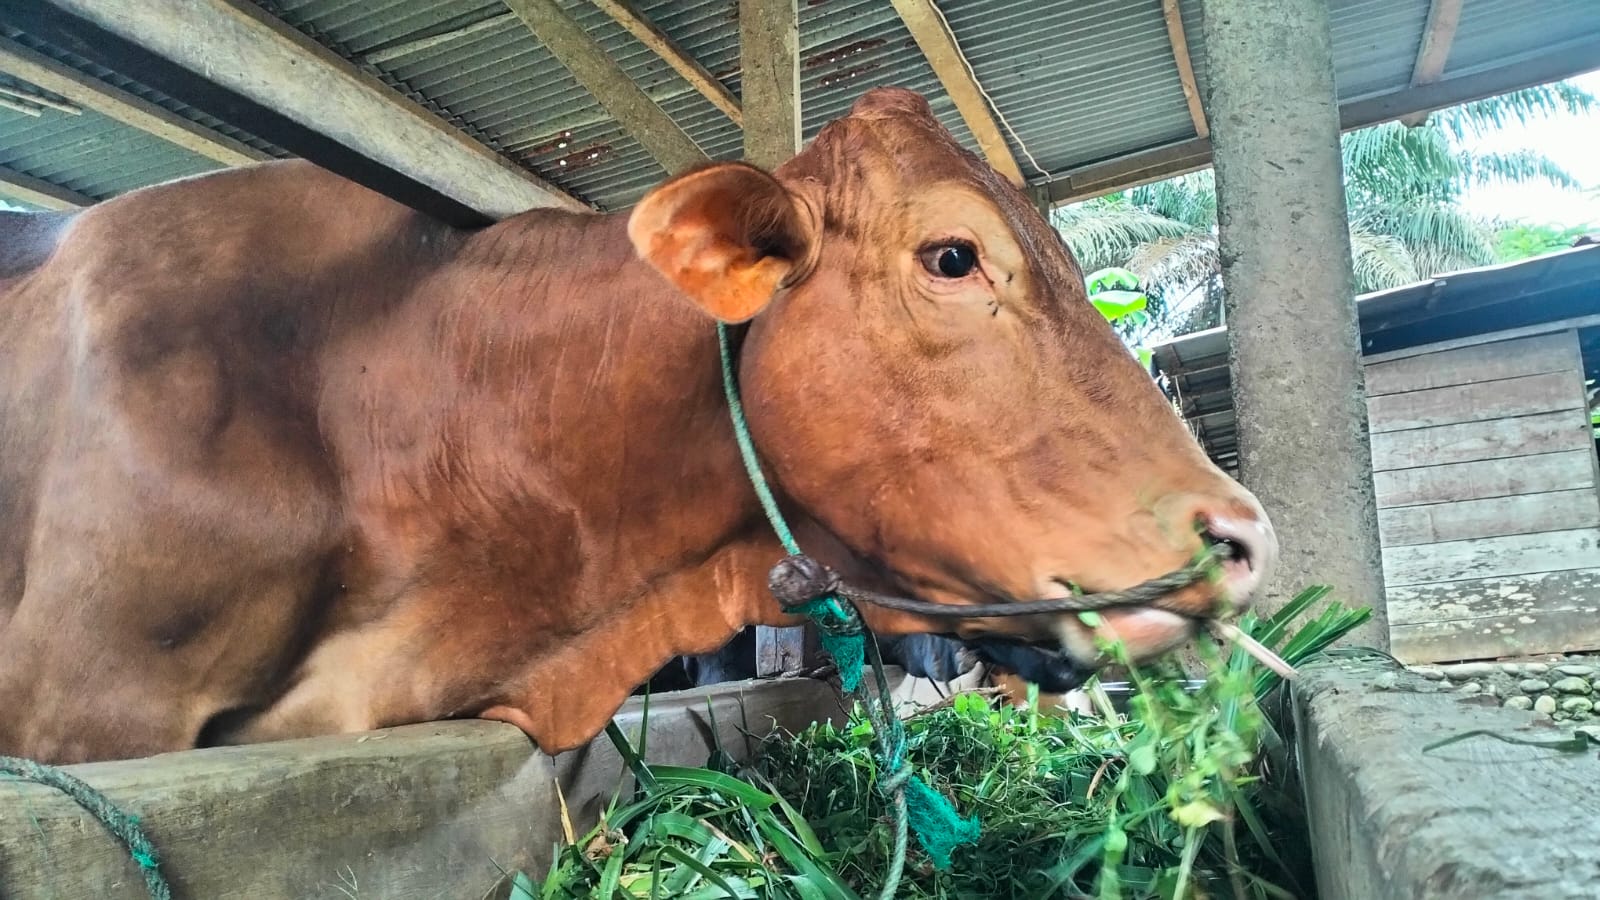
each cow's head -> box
[628,87,1275,668]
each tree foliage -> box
[1054,82,1597,342]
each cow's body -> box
[2,89,1274,764]
[1,162,808,761]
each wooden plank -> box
[1386,566,1600,626]
[1379,489,1600,547]
[1295,660,1600,900]
[739,0,801,170]
[1399,0,1465,126]
[1160,0,1208,139]
[1367,371,1582,433]
[37,0,583,219]
[1370,409,1593,472]
[1375,449,1595,508]
[507,0,709,176]
[0,164,93,209]
[0,36,265,166]
[0,93,42,116]
[1363,314,1600,364]
[1363,331,1576,397]
[595,0,741,126]
[0,679,843,898]
[755,623,819,677]
[1381,527,1600,587]
[1392,606,1600,663]
[889,0,1025,186]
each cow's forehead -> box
[781,89,1073,283]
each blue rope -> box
[715,323,979,897]
[0,756,172,900]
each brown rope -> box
[769,543,1232,621]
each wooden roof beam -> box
[1161,0,1209,139]
[505,0,710,176]
[0,36,265,167]
[23,0,585,224]
[889,0,1026,186]
[1401,0,1465,126]
[0,164,93,210]
[593,0,742,126]
[739,0,801,170]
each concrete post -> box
[1199,0,1388,648]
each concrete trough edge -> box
[0,676,847,899]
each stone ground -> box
[1404,652,1600,734]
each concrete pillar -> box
[1200,0,1388,648]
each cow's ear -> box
[628,162,817,323]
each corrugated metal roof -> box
[0,104,223,203]
[1448,0,1600,78]
[3,0,1598,212]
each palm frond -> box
[1347,227,1420,292]
[1355,201,1496,277]
[1455,149,1583,191]
[1053,204,1200,272]
[1434,81,1598,140]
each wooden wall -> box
[1365,329,1600,663]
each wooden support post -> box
[739,0,801,170]
[23,0,583,224]
[0,36,265,166]
[593,0,742,126]
[0,164,93,209]
[505,0,709,176]
[1160,0,1208,139]
[889,0,1025,186]
[1400,0,1464,126]
[739,0,811,674]
[1201,0,1388,648]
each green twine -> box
[0,756,172,900]
[715,323,980,895]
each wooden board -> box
[1378,488,1600,547]
[1363,330,1576,397]
[1374,448,1595,508]
[1366,370,1581,433]
[1391,602,1600,663]
[1369,409,1593,472]
[1381,527,1600,587]
[1386,566,1600,626]
[1295,659,1600,899]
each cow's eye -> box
[922,242,978,279]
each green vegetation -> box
[1493,223,1593,262]
[530,588,1371,899]
[1056,82,1595,341]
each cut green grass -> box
[534,587,1370,899]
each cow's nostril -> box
[1192,511,1278,606]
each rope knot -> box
[767,554,839,608]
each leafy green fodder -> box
[533,587,1370,899]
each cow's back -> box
[0,161,454,759]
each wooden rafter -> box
[0,36,264,166]
[1400,0,1464,126]
[505,0,710,176]
[0,164,93,209]
[889,0,1026,186]
[739,0,801,170]
[28,0,584,222]
[593,0,742,126]
[0,81,81,115]
[1161,0,1209,139]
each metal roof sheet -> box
[0,104,223,204]
[2,0,1598,212]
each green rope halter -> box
[1,755,172,899]
[715,323,979,897]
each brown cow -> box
[0,88,1274,765]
